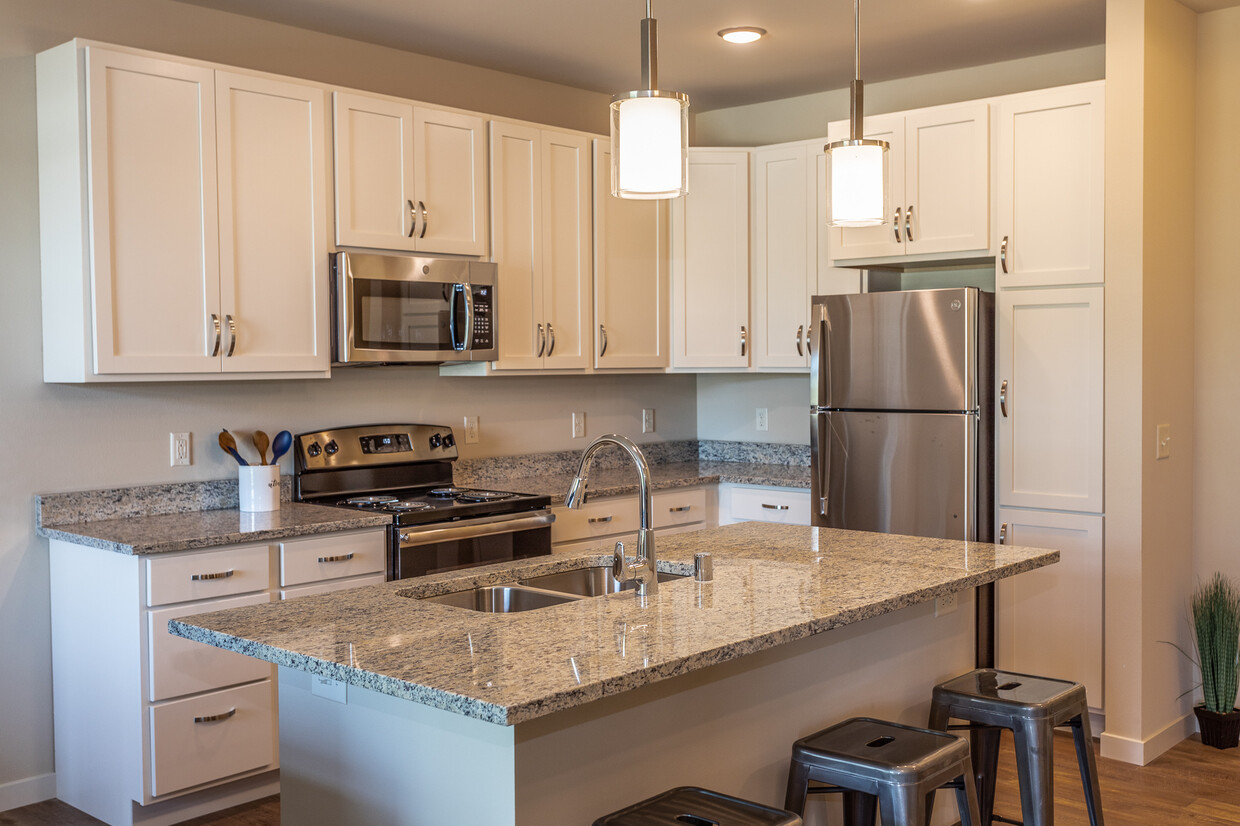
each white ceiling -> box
[170,0,1234,111]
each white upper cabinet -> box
[593,140,668,370]
[996,82,1104,288]
[37,44,330,381]
[828,102,990,264]
[670,148,750,369]
[753,144,815,369]
[490,122,591,370]
[333,91,486,256]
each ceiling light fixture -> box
[825,0,888,227]
[718,27,766,44]
[610,0,690,199]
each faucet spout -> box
[565,434,657,597]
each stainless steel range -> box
[292,424,553,579]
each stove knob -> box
[429,433,443,449]
[324,440,339,456]
[307,442,322,458]
[442,433,456,449]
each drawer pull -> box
[190,569,235,582]
[761,503,790,511]
[193,707,237,724]
[668,506,692,513]
[318,553,355,563]
[588,515,613,524]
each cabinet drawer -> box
[728,486,810,525]
[148,593,273,702]
[552,496,640,544]
[281,573,385,600]
[653,489,706,529]
[146,545,271,607]
[149,681,275,797]
[280,530,385,587]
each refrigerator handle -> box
[998,523,1008,544]
[1000,379,1009,418]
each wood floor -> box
[2,731,1237,825]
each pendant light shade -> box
[610,1,690,199]
[826,0,888,227]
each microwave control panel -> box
[471,286,493,350]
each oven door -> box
[390,510,554,580]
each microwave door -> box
[350,278,456,359]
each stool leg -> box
[1069,714,1105,826]
[878,785,925,826]
[953,759,984,826]
[1012,719,1055,826]
[843,791,878,826]
[784,759,811,816]
[973,726,1002,825]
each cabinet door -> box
[814,150,863,297]
[332,91,417,251]
[753,145,813,369]
[904,103,990,256]
[412,107,487,256]
[996,509,1103,707]
[997,83,1104,287]
[593,140,668,369]
[997,286,1104,512]
[540,131,592,369]
[85,48,221,375]
[490,122,544,369]
[828,114,905,261]
[671,149,750,368]
[216,72,329,374]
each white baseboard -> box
[1099,711,1196,765]
[0,772,56,813]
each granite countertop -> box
[171,522,1057,726]
[457,460,811,500]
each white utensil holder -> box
[238,465,280,512]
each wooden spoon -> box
[218,429,249,466]
[253,430,270,466]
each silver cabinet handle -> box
[191,569,234,581]
[761,503,790,511]
[407,199,417,238]
[318,553,355,563]
[893,207,902,242]
[1000,235,1009,274]
[209,313,221,357]
[535,323,546,357]
[1000,379,1009,418]
[418,200,428,238]
[194,707,237,724]
[588,515,613,524]
[999,523,1008,544]
[668,505,691,513]
[599,324,608,357]
[546,323,556,357]
[224,314,237,357]
[796,325,804,357]
[740,326,747,357]
[905,205,915,242]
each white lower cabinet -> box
[996,508,1103,708]
[718,484,811,526]
[552,488,709,551]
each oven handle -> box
[398,511,555,546]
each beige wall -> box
[0,0,697,801]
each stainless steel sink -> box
[520,566,686,597]
[419,584,583,613]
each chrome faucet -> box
[565,434,658,597]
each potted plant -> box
[1189,572,1240,749]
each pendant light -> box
[825,0,888,227]
[610,0,690,199]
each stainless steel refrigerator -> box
[810,287,994,544]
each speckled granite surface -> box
[698,440,811,466]
[37,502,390,554]
[171,522,1057,727]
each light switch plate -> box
[311,674,348,704]
[1156,423,1171,460]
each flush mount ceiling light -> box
[718,27,766,44]
[825,0,889,227]
[610,0,690,199]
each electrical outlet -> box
[572,411,586,439]
[935,591,959,617]
[1156,423,1171,460]
[755,408,769,432]
[463,416,480,444]
[170,432,191,467]
[642,408,655,434]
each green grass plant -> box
[1193,572,1240,714]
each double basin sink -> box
[418,566,686,613]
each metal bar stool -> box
[783,717,982,826]
[594,786,803,825]
[928,669,1105,826]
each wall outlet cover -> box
[642,408,655,433]
[572,411,586,439]
[755,408,769,432]
[463,416,480,444]
[935,592,959,617]
[170,432,191,467]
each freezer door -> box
[812,411,977,541]
[813,288,981,411]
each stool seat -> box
[933,669,1088,726]
[594,786,803,826]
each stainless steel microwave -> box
[332,252,497,365]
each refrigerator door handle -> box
[1000,379,1009,417]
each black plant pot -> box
[1194,705,1240,749]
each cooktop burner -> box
[427,487,471,498]
[386,500,433,512]
[344,495,400,506]
[455,490,516,502]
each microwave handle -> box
[462,284,475,351]
[449,284,471,352]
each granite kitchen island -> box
[172,522,1057,825]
